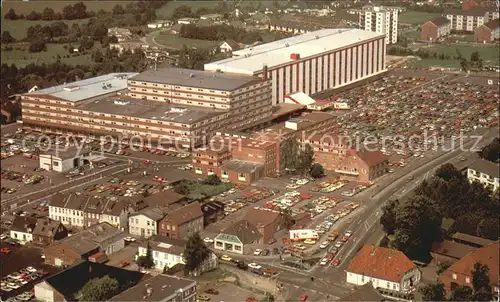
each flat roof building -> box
[205,29,387,105]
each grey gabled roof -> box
[468,158,499,178]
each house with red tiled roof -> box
[439,241,499,295]
[421,17,452,41]
[474,18,500,43]
[244,208,284,244]
[158,202,204,240]
[346,245,421,293]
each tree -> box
[183,233,210,274]
[460,58,468,72]
[310,163,324,179]
[26,11,42,21]
[1,31,15,44]
[172,5,194,19]
[205,174,221,185]
[91,49,104,63]
[478,137,499,162]
[4,8,19,20]
[449,285,473,301]
[476,217,500,240]
[390,195,441,260]
[29,40,47,53]
[42,7,55,20]
[136,241,155,268]
[280,208,294,230]
[78,276,119,301]
[113,4,125,15]
[298,143,314,174]
[472,262,493,301]
[434,163,462,182]
[419,282,446,301]
[280,137,299,173]
[380,199,400,235]
[173,179,190,195]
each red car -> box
[331,259,341,267]
[300,294,308,302]
[0,247,11,255]
[246,297,258,302]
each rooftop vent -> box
[114,100,129,106]
[189,73,195,78]
[170,107,187,113]
[64,86,80,92]
[285,43,290,47]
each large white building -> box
[204,29,387,105]
[359,6,398,44]
[467,158,499,192]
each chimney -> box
[388,249,392,259]
[262,65,268,81]
[370,245,376,255]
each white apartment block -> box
[446,9,499,32]
[360,6,398,44]
[467,159,499,192]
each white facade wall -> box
[363,8,398,44]
[49,206,85,227]
[305,60,311,95]
[34,282,55,302]
[347,272,401,291]
[467,168,500,192]
[103,237,125,255]
[39,155,75,173]
[128,214,158,238]
[10,230,33,243]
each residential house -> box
[129,208,164,238]
[200,14,222,21]
[451,232,495,248]
[421,17,452,41]
[10,216,37,244]
[474,18,500,43]
[170,23,183,34]
[34,261,147,302]
[431,240,478,265]
[214,220,262,254]
[244,207,283,244]
[201,201,225,226]
[247,12,272,25]
[109,41,147,54]
[219,40,240,53]
[467,158,500,192]
[158,202,204,240]
[32,218,68,246]
[439,241,499,295]
[107,27,132,42]
[43,222,125,267]
[143,189,186,210]
[197,18,214,27]
[147,20,173,29]
[109,274,197,302]
[346,245,421,293]
[136,235,218,275]
[220,160,264,184]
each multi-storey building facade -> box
[467,158,499,192]
[359,6,398,44]
[474,18,500,43]
[21,69,273,149]
[446,8,499,32]
[205,29,387,105]
[158,202,204,240]
[192,147,232,176]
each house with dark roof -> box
[467,158,499,192]
[439,241,499,294]
[421,17,452,41]
[34,261,148,302]
[109,274,197,302]
[143,189,186,209]
[158,202,203,240]
[129,208,165,238]
[136,235,218,274]
[219,40,241,53]
[244,208,284,244]
[451,232,495,248]
[346,245,421,293]
[431,240,478,265]
[32,218,68,246]
[201,201,225,225]
[474,18,500,43]
[43,222,125,267]
[9,216,37,244]
[214,220,262,254]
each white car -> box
[320,258,329,266]
[26,267,37,273]
[248,263,262,270]
[253,249,262,256]
[335,241,343,248]
[0,233,8,240]
[344,231,353,238]
[124,236,136,242]
[319,242,330,249]
[203,237,214,244]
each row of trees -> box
[420,263,494,301]
[380,163,499,261]
[179,24,263,44]
[5,2,88,21]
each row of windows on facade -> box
[129,80,268,94]
[215,241,242,251]
[130,87,269,100]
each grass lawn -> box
[2,0,133,15]
[154,33,219,50]
[156,1,289,18]
[1,18,90,40]
[1,42,103,67]
[399,10,441,25]
[450,34,475,42]
[413,44,499,68]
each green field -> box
[1,42,104,67]
[156,1,289,18]
[154,33,219,50]
[2,0,133,14]
[414,44,499,68]
[1,18,90,40]
[399,10,441,25]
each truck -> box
[88,252,108,264]
[289,229,319,241]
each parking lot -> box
[0,243,60,300]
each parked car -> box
[248,263,262,270]
[253,249,262,256]
[261,249,270,256]
[220,255,232,262]
[204,288,219,295]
